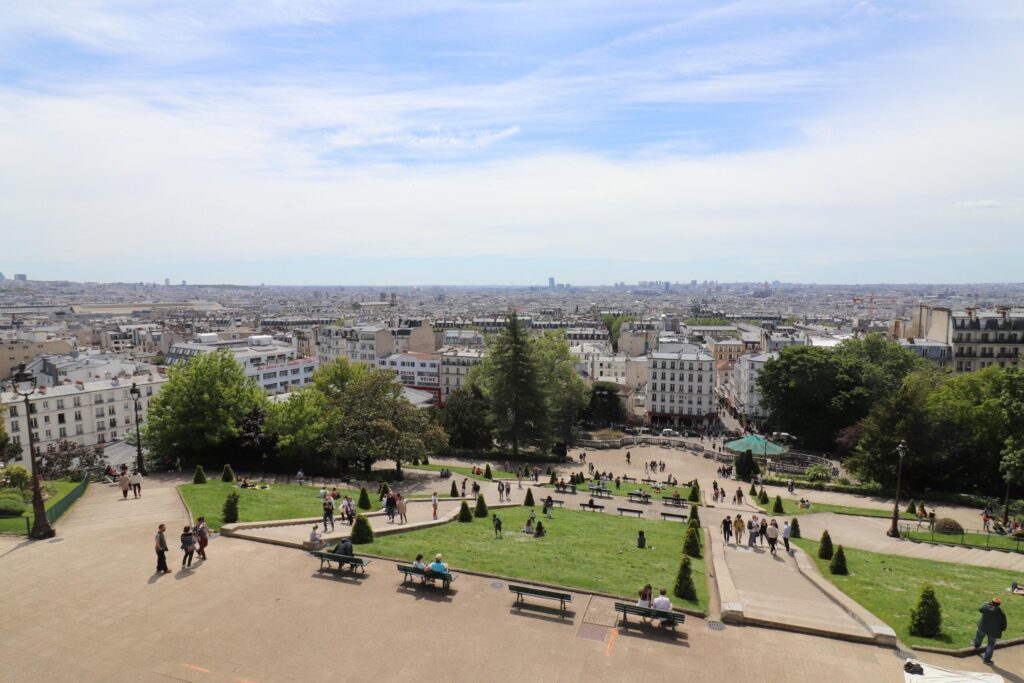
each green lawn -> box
[0,480,80,534]
[367,506,708,613]
[793,538,1024,647]
[178,481,381,531]
[407,463,516,480]
[768,496,916,520]
[906,528,1024,553]
[542,479,695,503]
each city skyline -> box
[2,2,1023,284]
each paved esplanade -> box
[0,468,1020,681]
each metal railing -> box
[901,522,1024,553]
[24,475,91,532]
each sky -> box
[0,1,1022,286]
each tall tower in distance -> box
[548,277,555,289]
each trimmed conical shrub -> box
[758,489,769,505]
[193,465,207,484]
[673,556,697,601]
[357,487,371,510]
[379,482,391,497]
[222,491,239,524]
[351,515,374,544]
[749,482,757,497]
[474,493,489,518]
[484,464,492,480]
[450,481,459,497]
[687,517,700,535]
[818,530,834,559]
[523,488,535,507]
[790,517,801,538]
[688,483,700,502]
[683,526,702,558]
[909,585,943,637]
[829,545,848,575]
[689,504,700,526]
[773,495,784,514]
[905,499,917,515]
[421,455,429,465]
[221,464,235,482]
[549,471,557,485]
[458,501,473,522]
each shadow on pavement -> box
[309,571,369,584]
[508,603,576,624]
[614,624,690,646]
[394,584,456,603]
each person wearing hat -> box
[425,553,448,585]
[973,597,1007,664]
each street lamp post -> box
[12,363,56,539]
[129,383,147,476]
[887,440,907,538]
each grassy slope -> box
[0,481,80,534]
[774,497,917,520]
[178,481,381,531]
[793,538,1024,647]
[367,506,708,613]
[407,463,515,480]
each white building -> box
[166,334,318,395]
[377,352,441,404]
[2,373,167,473]
[646,344,716,428]
[733,351,778,421]
[317,324,394,366]
[438,345,485,405]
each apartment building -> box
[731,352,778,423]
[377,352,441,404]
[646,345,716,429]
[317,324,394,366]
[167,334,317,395]
[591,355,648,390]
[438,345,485,404]
[951,308,1024,372]
[2,337,74,381]
[391,320,436,354]
[2,373,167,473]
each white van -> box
[661,428,678,437]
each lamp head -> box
[12,362,36,395]
[130,382,141,400]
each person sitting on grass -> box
[522,517,534,534]
[533,521,546,538]
[1009,580,1024,596]
[637,530,647,549]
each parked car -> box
[661,428,679,437]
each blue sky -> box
[1,1,1022,285]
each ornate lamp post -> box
[12,363,56,539]
[887,440,907,538]
[129,383,147,476]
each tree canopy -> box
[586,381,626,426]
[440,385,494,451]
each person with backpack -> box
[193,516,210,560]
[180,525,196,568]
[322,495,335,532]
[973,597,1008,664]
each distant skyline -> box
[1,2,1022,284]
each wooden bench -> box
[591,490,612,499]
[614,602,685,630]
[313,552,371,574]
[508,584,572,615]
[662,497,686,508]
[621,475,636,482]
[579,503,605,512]
[617,507,643,517]
[396,564,457,590]
[660,511,687,522]
[542,499,565,508]
[641,478,658,485]
[626,493,651,504]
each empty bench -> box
[617,507,643,517]
[614,602,685,630]
[313,552,371,574]
[509,584,572,615]
[660,511,687,522]
[579,503,605,512]
[662,497,686,508]
[396,564,457,590]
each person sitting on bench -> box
[332,537,354,557]
[652,588,674,627]
[425,554,448,583]
[412,554,427,570]
[533,521,546,538]
[671,490,681,500]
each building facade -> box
[377,352,441,403]
[732,352,778,422]
[438,345,485,405]
[646,346,716,429]
[167,335,317,395]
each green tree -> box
[222,464,235,482]
[689,504,700,525]
[523,488,535,506]
[193,465,207,484]
[790,518,801,538]
[0,422,22,463]
[909,585,943,637]
[351,515,374,544]
[602,314,634,352]
[673,556,696,601]
[357,487,371,510]
[144,350,268,469]
[440,385,494,451]
[483,464,492,480]
[265,387,332,473]
[772,495,784,514]
[535,332,588,450]
[818,530,834,559]
[735,450,760,482]
[688,483,701,502]
[474,493,489,517]
[1000,366,1024,523]
[458,500,473,522]
[222,491,239,524]
[470,312,547,456]
[587,381,625,426]
[683,526,702,558]
[829,545,848,575]
[450,481,459,497]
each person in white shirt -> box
[652,588,673,626]
[309,524,325,549]
[129,472,143,498]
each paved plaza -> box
[1,450,1022,682]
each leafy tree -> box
[440,386,494,451]
[736,450,760,482]
[587,381,626,426]
[523,488,535,506]
[144,350,268,469]
[909,585,943,637]
[458,500,473,522]
[193,465,207,484]
[535,332,588,450]
[1,464,31,491]
[474,493,489,517]
[673,556,696,600]
[222,491,239,524]
[818,530,833,559]
[829,545,848,575]
[602,314,634,352]
[470,312,547,457]
[312,357,368,401]
[1000,366,1024,523]
[0,423,22,464]
[683,526,702,558]
[351,514,374,543]
[222,464,235,482]
[36,440,106,480]
[265,387,332,474]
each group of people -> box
[153,516,210,573]
[383,491,409,525]
[318,486,357,532]
[721,514,789,555]
[636,584,675,627]
[643,460,667,474]
[114,464,143,499]
[496,480,516,502]
[492,509,547,538]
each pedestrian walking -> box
[782,520,792,553]
[973,597,1007,664]
[747,516,758,548]
[733,515,745,544]
[180,525,196,568]
[736,487,744,505]
[766,520,780,555]
[119,472,130,499]
[322,495,335,531]
[194,516,210,560]
[759,518,768,546]
[397,494,408,524]
[432,492,438,520]
[497,480,505,502]
[129,471,142,498]
[154,524,170,574]
[493,513,503,538]
[722,515,733,543]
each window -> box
[73,397,81,407]
[9,421,19,432]
[56,399,65,409]
[45,429,52,438]
[58,413,65,424]
[74,411,82,421]
[59,427,67,437]
[75,425,83,435]
[8,406,17,417]
[97,433,106,444]
[108,406,116,416]
[30,417,38,428]
[43,415,50,424]
[96,421,104,432]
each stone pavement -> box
[2,473,1022,681]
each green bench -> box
[509,584,572,615]
[660,511,687,522]
[313,551,371,574]
[617,507,643,517]
[579,502,605,512]
[396,564,456,590]
[662,496,686,508]
[614,602,685,630]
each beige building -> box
[2,338,74,381]
[439,345,485,405]
[618,328,658,356]
[317,324,395,366]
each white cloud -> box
[952,200,1005,209]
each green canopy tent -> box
[723,434,788,457]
